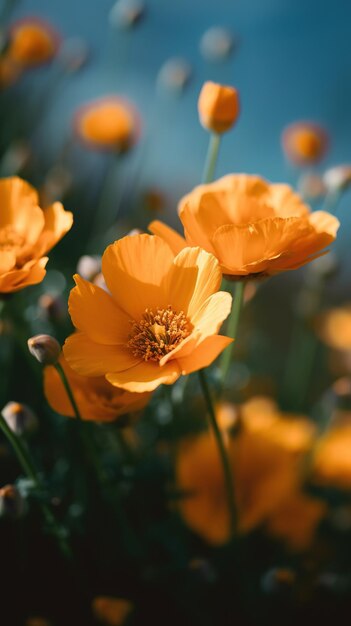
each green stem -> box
[198,369,237,536]
[54,362,108,485]
[0,412,72,559]
[202,133,221,183]
[220,281,245,387]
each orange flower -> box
[92,597,133,626]
[0,177,73,294]
[312,425,351,489]
[149,174,339,279]
[316,305,351,351]
[8,18,59,68]
[74,96,139,152]
[198,81,240,134]
[63,234,232,393]
[282,122,328,166]
[44,355,150,422]
[176,398,324,548]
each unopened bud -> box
[27,334,61,365]
[1,402,38,435]
[200,27,235,62]
[109,0,145,29]
[0,484,26,519]
[157,57,192,93]
[127,228,143,237]
[198,81,240,134]
[38,294,66,323]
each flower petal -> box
[163,246,223,318]
[36,202,73,255]
[148,220,187,254]
[106,360,181,392]
[177,335,233,374]
[63,332,140,377]
[0,257,47,293]
[68,274,130,344]
[102,234,174,318]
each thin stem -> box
[220,281,245,387]
[202,133,221,183]
[54,362,108,485]
[0,413,72,559]
[198,369,237,536]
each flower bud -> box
[198,81,240,134]
[0,484,26,519]
[282,122,328,166]
[199,27,235,62]
[157,57,192,93]
[323,164,351,193]
[109,0,145,29]
[1,401,38,435]
[27,334,61,365]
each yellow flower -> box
[198,81,240,134]
[8,18,59,68]
[313,425,351,489]
[92,597,133,626]
[74,96,139,152]
[63,234,232,393]
[0,177,73,293]
[149,174,339,279]
[176,398,324,549]
[282,122,328,166]
[44,355,150,422]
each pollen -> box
[128,305,191,362]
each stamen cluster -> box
[128,305,190,362]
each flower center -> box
[0,225,24,251]
[128,305,191,362]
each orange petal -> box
[162,246,222,317]
[63,332,140,377]
[106,360,180,392]
[68,274,130,344]
[0,257,47,293]
[36,202,73,255]
[148,220,187,254]
[0,249,16,273]
[177,335,233,374]
[101,234,174,319]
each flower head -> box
[8,18,60,68]
[0,177,73,293]
[44,355,150,422]
[176,398,324,549]
[316,305,351,351]
[92,596,133,626]
[74,96,139,152]
[198,81,240,134]
[312,425,351,489]
[63,234,232,393]
[150,174,339,279]
[282,122,328,166]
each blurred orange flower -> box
[313,425,351,489]
[92,596,133,626]
[0,177,73,293]
[176,398,325,549]
[8,18,59,68]
[74,96,139,152]
[198,81,240,134]
[150,174,339,279]
[282,122,328,166]
[316,305,351,351]
[63,234,232,392]
[44,355,150,422]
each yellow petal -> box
[36,202,73,255]
[0,257,47,293]
[177,335,233,374]
[102,234,173,319]
[68,274,130,344]
[106,360,180,392]
[63,332,140,377]
[148,220,187,254]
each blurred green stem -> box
[54,362,108,485]
[220,281,245,387]
[0,412,72,559]
[198,369,237,536]
[202,133,221,183]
